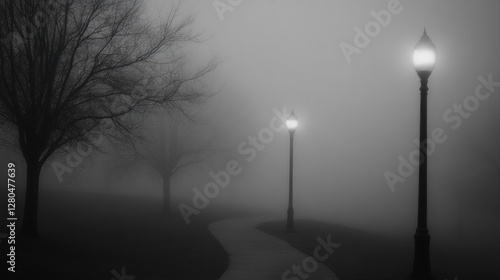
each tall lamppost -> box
[286,111,298,231]
[411,29,437,280]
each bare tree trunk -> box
[163,174,172,215]
[21,158,42,237]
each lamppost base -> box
[410,229,432,280]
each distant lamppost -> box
[411,29,437,280]
[286,111,298,231]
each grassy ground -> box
[2,190,238,280]
[257,219,499,280]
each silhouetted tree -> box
[141,115,216,214]
[0,0,215,236]
[109,113,217,215]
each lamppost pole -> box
[411,29,436,280]
[287,130,294,230]
[286,111,298,231]
[412,70,431,279]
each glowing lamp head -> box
[413,29,437,73]
[286,111,298,132]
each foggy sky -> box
[141,0,500,237]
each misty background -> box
[1,0,499,264]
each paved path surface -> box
[209,216,339,280]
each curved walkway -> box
[209,216,339,280]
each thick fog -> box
[1,0,499,278]
[7,0,499,240]
[138,0,500,240]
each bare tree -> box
[108,113,218,215]
[0,0,215,236]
